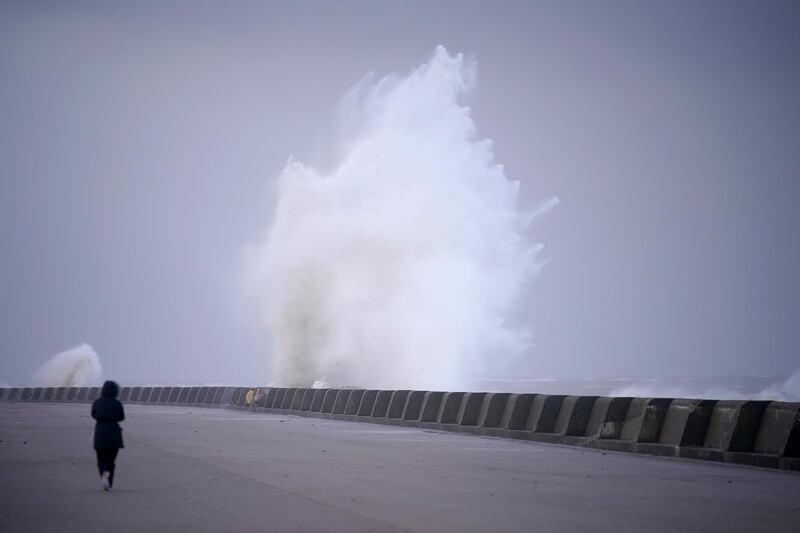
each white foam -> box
[32,343,103,387]
[250,46,554,389]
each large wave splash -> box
[32,343,103,387]
[253,46,555,389]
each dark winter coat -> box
[91,381,125,449]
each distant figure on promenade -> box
[245,388,255,410]
[252,388,263,411]
[91,380,125,491]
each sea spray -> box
[252,46,555,389]
[32,343,103,387]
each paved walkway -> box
[1,403,799,532]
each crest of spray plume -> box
[254,46,556,389]
[32,343,103,387]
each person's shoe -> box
[101,471,110,491]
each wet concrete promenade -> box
[1,403,798,532]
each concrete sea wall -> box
[2,386,797,471]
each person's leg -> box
[96,448,112,490]
[107,448,119,487]
[95,449,105,477]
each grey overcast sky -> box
[1,0,798,386]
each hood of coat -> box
[101,380,120,398]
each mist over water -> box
[32,344,103,387]
[252,47,555,389]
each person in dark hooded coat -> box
[91,380,125,491]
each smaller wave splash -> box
[609,371,800,402]
[756,371,800,402]
[32,344,103,387]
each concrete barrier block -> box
[321,390,338,413]
[208,387,225,405]
[186,387,199,403]
[55,387,66,401]
[120,387,131,401]
[206,387,220,404]
[357,390,379,416]
[168,387,181,403]
[271,388,286,409]
[203,386,216,403]
[371,390,394,417]
[419,391,446,422]
[619,398,671,443]
[388,390,411,419]
[172,387,183,403]
[0,388,7,401]
[201,387,213,403]
[213,387,226,404]
[301,389,316,411]
[497,394,536,430]
[88,387,101,400]
[585,397,632,439]
[344,390,365,415]
[754,402,800,457]
[554,396,599,436]
[439,392,466,424]
[478,393,511,428]
[280,388,297,409]
[311,389,328,412]
[77,387,88,401]
[311,389,330,413]
[139,387,152,402]
[233,387,247,406]
[153,387,165,402]
[129,387,141,402]
[265,388,279,408]
[290,389,306,410]
[658,399,716,446]
[158,387,172,402]
[230,387,242,405]
[403,391,427,421]
[219,387,236,404]
[703,400,770,452]
[32,388,44,401]
[6,388,19,401]
[21,388,32,400]
[44,388,55,401]
[526,395,566,433]
[177,387,190,403]
[66,388,78,401]
[194,387,207,404]
[229,387,240,405]
[333,390,351,414]
[459,393,487,426]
